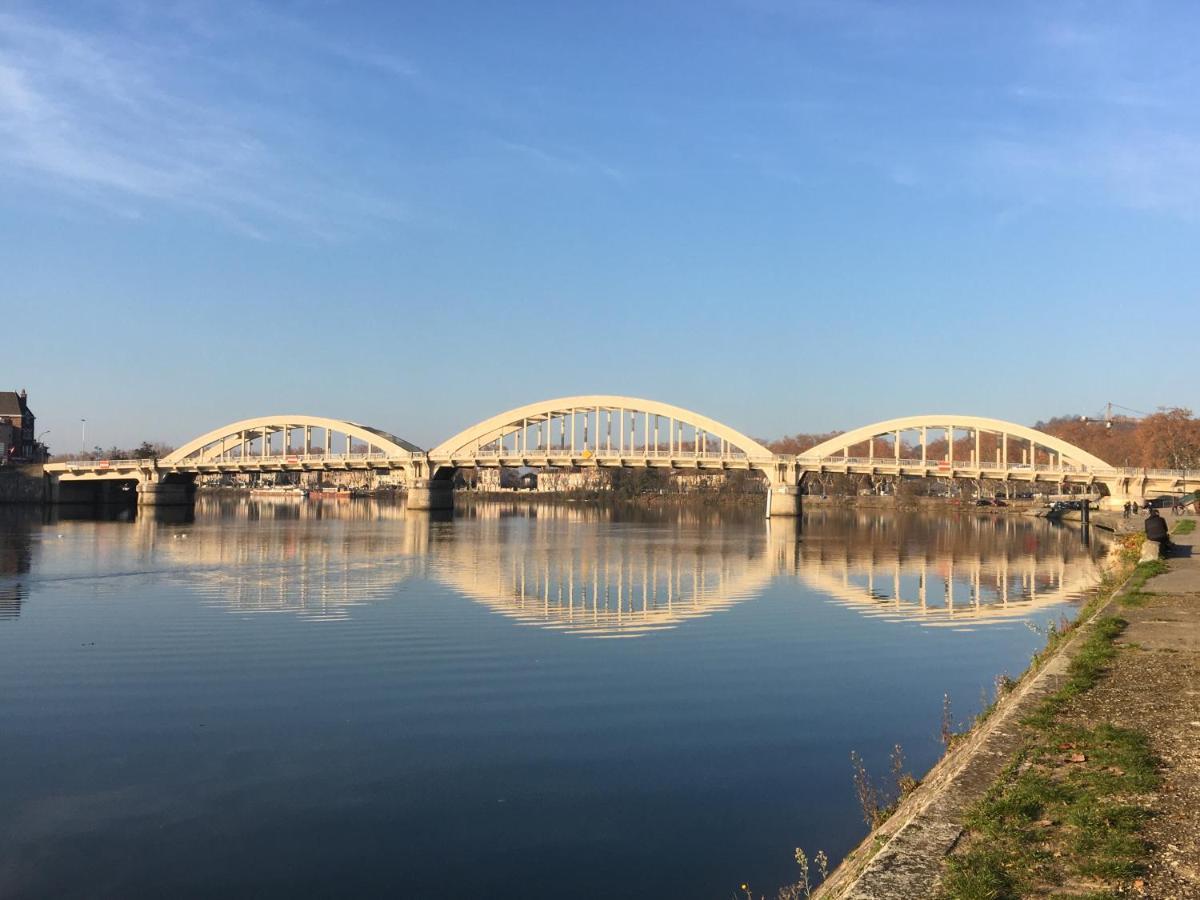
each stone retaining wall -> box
[0,465,45,504]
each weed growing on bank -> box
[735,848,829,900]
[1120,559,1168,608]
[850,744,920,829]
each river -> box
[0,498,1105,898]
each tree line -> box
[51,442,175,462]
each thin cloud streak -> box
[0,8,412,239]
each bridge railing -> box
[1140,467,1197,479]
[792,457,1199,481]
[57,452,412,469]
[464,448,749,460]
[186,452,410,464]
[58,458,156,470]
[798,456,1103,475]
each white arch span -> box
[163,415,422,464]
[429,395,774,460]
[800,415,1111,469]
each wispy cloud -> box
[972,9,1200,219]
[0,6,412,238]
[730,4,1200,220]
[496,139,625,183]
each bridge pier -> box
[407,478,454,512]
[136,479,193,506]
[765,483,802,518]
[1097,476,1147,510]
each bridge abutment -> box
[1097,476,1147,510]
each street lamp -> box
[81,418,87,453]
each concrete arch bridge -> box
[44,400,1200,513]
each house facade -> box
[0,390,41,462]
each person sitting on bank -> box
[1144,507,1175,556]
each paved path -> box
[1112,525,1200,895]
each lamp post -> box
[81,418,87,455]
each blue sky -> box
[3,1,1199,452]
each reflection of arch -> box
[50,499,1103,632]
[801,415,1111,468]
[439,561,772,639]
[428,509,776,638]
[151,502,426,620]
[430,395,773,460]
[163,416,421,463]
[799,555,1099,627]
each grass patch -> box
[942,847,1018,900]
[1120,559,1168,608]
[1022,616,1126,730]
[945,714,1159,897]
[1174,517,1196,535]
[940,558,1162,898]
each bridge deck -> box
[44,452,1200,486]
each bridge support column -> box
[765,483,802,518]
[407,478,454,512]
[136,480,192,506]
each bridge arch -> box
[799,415,1111,469]
[429,395,774,461]
[162,415,422,464]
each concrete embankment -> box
[814,536,1131,898]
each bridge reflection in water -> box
[435,502,778,638]
[36,498,1105,634]
[798,509,1102,627]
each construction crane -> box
[1080,401,1148,429]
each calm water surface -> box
[0,498,1105,898]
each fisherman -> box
[1144,507,1174,557]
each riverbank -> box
[944,522,1199,898]
[801,518,1176,897]
[813,517,1199,899]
